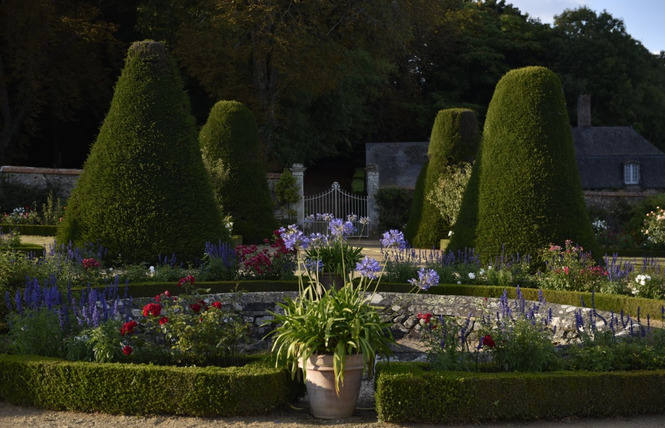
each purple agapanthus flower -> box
[356,256,381,279]
[279,224,310,250]
[408,267,440,291]
[381,229,407,249]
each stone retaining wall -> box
[164,291,618,354]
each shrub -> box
[623,192,665,247]
[274,168,300,220]
[405,109,479,248]
[375,187,413,233]
[200,101,277,244]
[536,240,608,292]
[472,66,599,262]
[427,162,472,229]
[57,40,227,265]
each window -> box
[624,162,640,185]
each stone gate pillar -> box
[365,164,379,234]
[290,163,306,225]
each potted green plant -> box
[267,220,407,419]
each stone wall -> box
[180,291,616,354]
[0,166,82,198]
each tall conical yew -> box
[468,66,598,261]
[57,40,227,264]
[404,108,479,248]
[199,100,277,244]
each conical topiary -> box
[57,40,228,264]
[404,108,479,248]
[471,66,598,261]
[199,101,277,244]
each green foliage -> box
[6,308,64,357]
[427,162,472,228]
[407,109,479,248]
[375,364,665,424]
[0,354,301,417]
[403,165,426,243]
[56,41,227,265]
[304,241,363,277]
[375,187,413,233]
[472,66,598,262]
[200,101,277,244]
[447,148,482,252]
[485,318,559,372]
[274,168,300,206]
[623,193,665,245]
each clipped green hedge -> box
[0,224,58,236]
[375,362,665,424]
[0,354,302,417]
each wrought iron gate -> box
[303,182,369,237]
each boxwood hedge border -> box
[0,354,303,417]
[375,362,665,424]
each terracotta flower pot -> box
[299,353,365,419]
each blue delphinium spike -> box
[14,289,22,314]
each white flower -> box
[457,281,461,284]
[148,266,155,277]
[635,274,651,286]
[479,269,485,275]
[448,230,454,237]
[468,272,476,280]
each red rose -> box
[155,294,161,302]
[417,313,433,324]
[212,301,222,310]
[120,320,138,335]
[482,335,496,348]
[122,345,133,356]
[177,275,195,288]
[142,303,162,317]
[190,303,202,313]
[159,316,169,325]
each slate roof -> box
[573,126,665,189]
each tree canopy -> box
[3,1,665,168]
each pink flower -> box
[82,258,101,269]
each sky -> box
[507,0,665,53]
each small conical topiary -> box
[466,66,598,261]
[199,101,277,244]
[57,40,228,264]
[404,108,479,248]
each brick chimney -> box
[577,94,591,127]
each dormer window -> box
[624,162,640,185]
